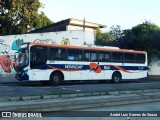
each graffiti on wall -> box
[61,38,70,45]
[12,39,24,50]
[0,39,10,54]
[0,38,24,73]
[0,55,12,73]
[34,39,56,44]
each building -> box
[30,18,106,33]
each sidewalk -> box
[0,91,160,111]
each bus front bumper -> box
[15,73,23,81]
[15,72,29,81]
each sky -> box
[39,0,160,31]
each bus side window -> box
[84,50,97,62]
[48,48,56,60]
[59,49,66,60]
[84,51,90,61]
[76,50,83,61]
[67,49,82,61]
[49,48,66,60]
[124,53,135,63]
[98,52,110,62]
[68,49,75,61]
[111,52,123,62]
[135,54,145,63]
[90,51,97,62]
[98,53,103,62]
[104,52,110,62]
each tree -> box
[95,29,103,45]
[95,25,123,46]
[120,23,160,62]
[0,0,53,35]
[109,25,122,41]
[95,29,114,46]
[30,12,53,31]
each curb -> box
[0,88,160,102]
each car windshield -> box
[15,48,29,70]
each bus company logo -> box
[65,65,83,69]
[89,62,102,73]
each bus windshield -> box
[15,48,29,70]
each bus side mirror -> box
[10,55,15,60]
[14,52,19,59]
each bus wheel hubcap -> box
[54,76,59,82]
[114,76,119,82]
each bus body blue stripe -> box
[31,64,148,71]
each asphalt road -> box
[41,101,160,120]
[1,101,160,120]
[0,76,160,97]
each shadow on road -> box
[0,76,160,87]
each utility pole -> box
[83,18,86,45]
[83,18,85,31]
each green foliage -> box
[95,29,103,45]
[95,26,122,46]
[95,23,160,64]
[120,23,160,63]
[109,25,122,41]
[95,29,114,46]
[0,0,53,35]
[32,12,53,30]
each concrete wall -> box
[0,30,94,75]
[148,56,160,75]
[66,25,96,44]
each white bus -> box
[14,42,148,85]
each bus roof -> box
[28,42,146,54]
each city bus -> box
[14,42,148,85]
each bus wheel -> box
[50,72,62,86]
[111,72,121,83]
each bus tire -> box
[50,72,62,86]
[111,72,121,83]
